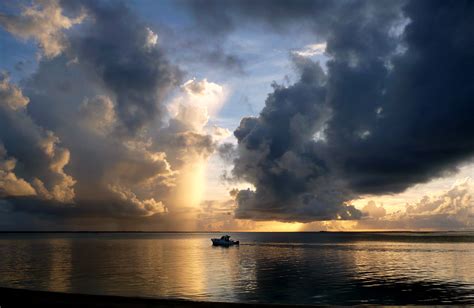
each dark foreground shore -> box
[1,287,472,308]
[0,287,317,308]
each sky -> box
[0,0,473,231]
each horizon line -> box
[0,230,472,233]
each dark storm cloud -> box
[217,143,237,163]
[162,33,246,74]
[204,47,245,74]
[182,0,334,36]
[68,1,182,134]
[335,0,474,194]
[218,0,474,221]
[177,0,344,75]
[231,59,361,221]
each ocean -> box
[0,232,473,305]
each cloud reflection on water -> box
[0,232,473,305]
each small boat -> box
[211,235,239,246]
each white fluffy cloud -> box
[0,145,37,197]
[292,42,327,57]
[145,27,158,49]
[0,73,30,110]
[168,78,227,132]
[0,0,85,58]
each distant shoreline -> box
[0,230,471,233]
[0,287,315,307]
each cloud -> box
[196,199,237,230]
[182,0,334,36]
[0,144,37,197]
[0,1,197,225]
[207,126,232,141]
[0,72,76,204]
[67,1,182,134]
[157,78,228,168]
[78,95,117,135]
[150,78,229,218]
[167,79,226,133]
[358,180,474,230]
[223,0,474,223]
[1,0,473,230]
[0,73,30,110]
[178,0,339,74]
[323,0,474,195]
[107,184,167,216]
[230,60,361,222]
[217,143,237,163]
[362,201,386,219]
[149,20,246,75]
[292,42,327,57]
[145,27,158,49]
[0,0,85,58]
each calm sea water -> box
[0,232,473,305]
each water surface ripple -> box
[0,232,473,305]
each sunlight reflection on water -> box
[0,232,473,305]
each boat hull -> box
[211,239,239,246]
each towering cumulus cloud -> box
[232,59,361,221]
[0,0,231,229]
[205,0,474,222]
[0,0,194,228]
